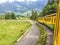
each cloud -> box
[9,0,14,2]
[16,0,37,2]
[30,0,37,1]
[17,0,25,2]
[0,0,24,3]
[0,0,7,4]
[0,0,45,4]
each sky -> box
[0,0,45,4]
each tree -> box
[34,11,38,19]
[11,12,16,19]
[39,12,43,17]
[5,12,11,19]
[30,10,38,20]
[41,1,58,16]
[5,12,16,19]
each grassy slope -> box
[0,20,31,45]
[37,24,47,45]
[47,24,54,30]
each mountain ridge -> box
[0,0,48,15]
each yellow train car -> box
[44,13,56,24]
[38,1,60,45]
[38,13,56,24]
[38,17,44,23]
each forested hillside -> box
[39,0,59,17]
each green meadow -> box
[0,20,31,45]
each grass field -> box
[0,20,31,45]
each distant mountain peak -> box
[0,0,48,15]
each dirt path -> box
[45,27,53,45]
[15,23,40,45]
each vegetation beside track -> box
[37,23,47,45]
[47,24,54,30]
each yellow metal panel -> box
[38,16,55,24]
[54,1,60,45]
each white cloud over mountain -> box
[0,0,39,4]
[0,0,48,14]
[0,0,7,4]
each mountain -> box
[0,0,48,15]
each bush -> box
[5,12,16,19]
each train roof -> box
[44,13,56,17]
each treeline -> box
[39,0,59,17]
[5,12,16,19]
[0,12,16,20]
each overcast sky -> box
[0,0,45,4]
